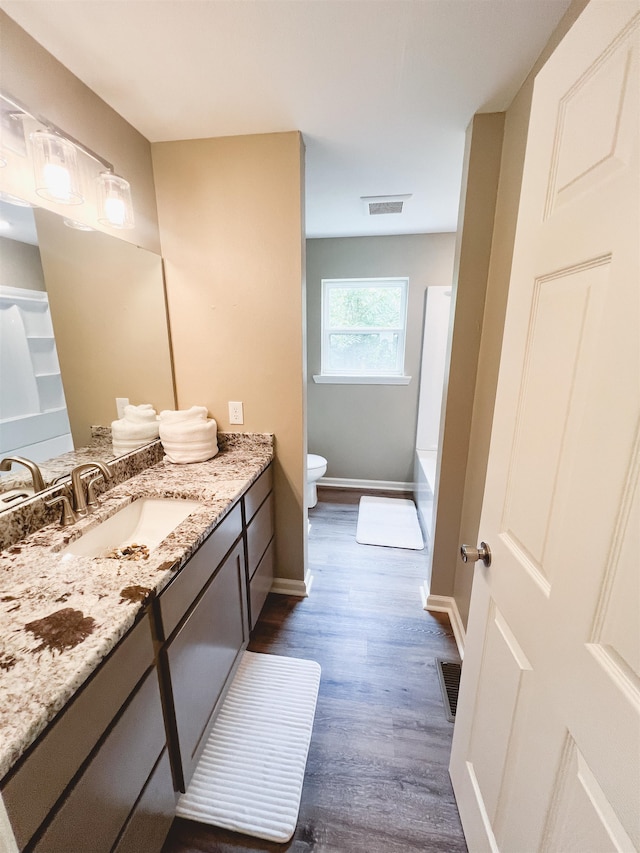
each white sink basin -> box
[60,497,202,558]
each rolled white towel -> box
[112,403,159,454]
[159,408,218,463]
[158,405,208,424]
[123,403,158,424]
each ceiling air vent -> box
[362,194,412,216]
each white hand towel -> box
[159,408,218,463]
[123,403,158,423]
[112,403,160,454]
[159,405,208,423]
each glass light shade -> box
[31,130,83,204]
[63,218,95,231]
[97,171,134,229]
[0,192,32,207]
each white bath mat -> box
[356,495,424,550]
[176,651,321,843]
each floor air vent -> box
[436,659,461,722]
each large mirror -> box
[0,198,175,499]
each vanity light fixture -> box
[0,191,32,207]
[31,130,83,205]
[97,171,134,229]
[0,91,135,228]
[63,218,95,231]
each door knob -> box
[460,541,492,567]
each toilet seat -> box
[307,453,327,476]
[306,454,327,509]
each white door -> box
[449,2,640,851]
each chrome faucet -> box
[0,456,46,493]
[70,461,113,517]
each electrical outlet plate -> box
[116,397,129,419]
[228,401,244,424]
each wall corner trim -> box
[270,571,313,598]
[424,591,466,659]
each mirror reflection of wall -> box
[0,197,176,490]
[34,207,175,448]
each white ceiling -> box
[0,0,572,238]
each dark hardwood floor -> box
[162,487,467,853]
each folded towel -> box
[159,405,208,424]
[159,407,218,463]
[112,403,159,454]
[123,403,158,424]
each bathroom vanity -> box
[0,435,274,852]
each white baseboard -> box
[423,591,466,659]
[318,476,413,492]
[270,570,313,598]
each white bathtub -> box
[414,448,438,545]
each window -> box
[317,277,409,383]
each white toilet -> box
[307,454,327,508]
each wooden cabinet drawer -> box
[165,540,247,788]
[159,502,242,638]
[2,615,154,851]
[249,539,274,630]
[33,668,167,853]
[113,748,176,853]
[246,492,274,579]
[243,464,272,524]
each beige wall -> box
[152,132,306,584]
[35,210,175,447]
[306,234,455,483]
[429,114,505,600]
[429,0,590,628]
[0,12,160,253]
[0,237,45,292]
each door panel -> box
[450,2,640,850]
[541,737,636,853]
[547,15,638,214]
[502,260,609,586]
[467,604,532,824]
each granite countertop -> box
[0,428,114,498]
[0,434,273,780]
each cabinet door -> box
[249,539,274,630]
[166,540,247,788]
[243,464,272,524]
[113,749,176,853]
[33,668,167,853]
[246,492,274,580]
[159,502,243,639]
[2,616,154,851]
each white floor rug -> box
[176,651,321,843]
[356,496,424,550]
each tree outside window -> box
[321,278,409,376]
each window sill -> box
[312,375,412,385]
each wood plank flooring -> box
[162,488,467,853]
